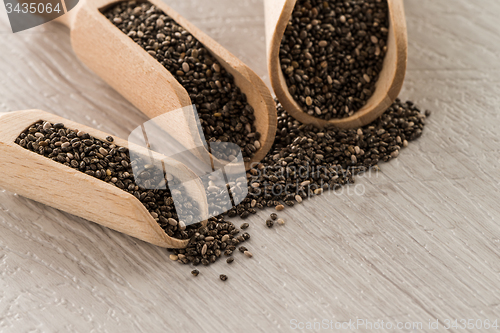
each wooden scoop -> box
[265,0,407,128]
[0,110,208,248]
[51,0,277,169]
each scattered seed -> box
[266,220,274,228]
[240,223,249,229]
[277,218,285,225]
[191,269,199,276]
[233,99,427,222]
[169,254,178,261]
[275,204,285,211]
[270,213,278,220]
[244,251,253,258]
[178,221,186,231]
[220,274,228,281]
[226,258,234,264]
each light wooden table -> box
[1,0,499,332]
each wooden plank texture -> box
[0,0,499,332]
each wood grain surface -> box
[1,0,499,332]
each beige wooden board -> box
[0,0,500,332]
